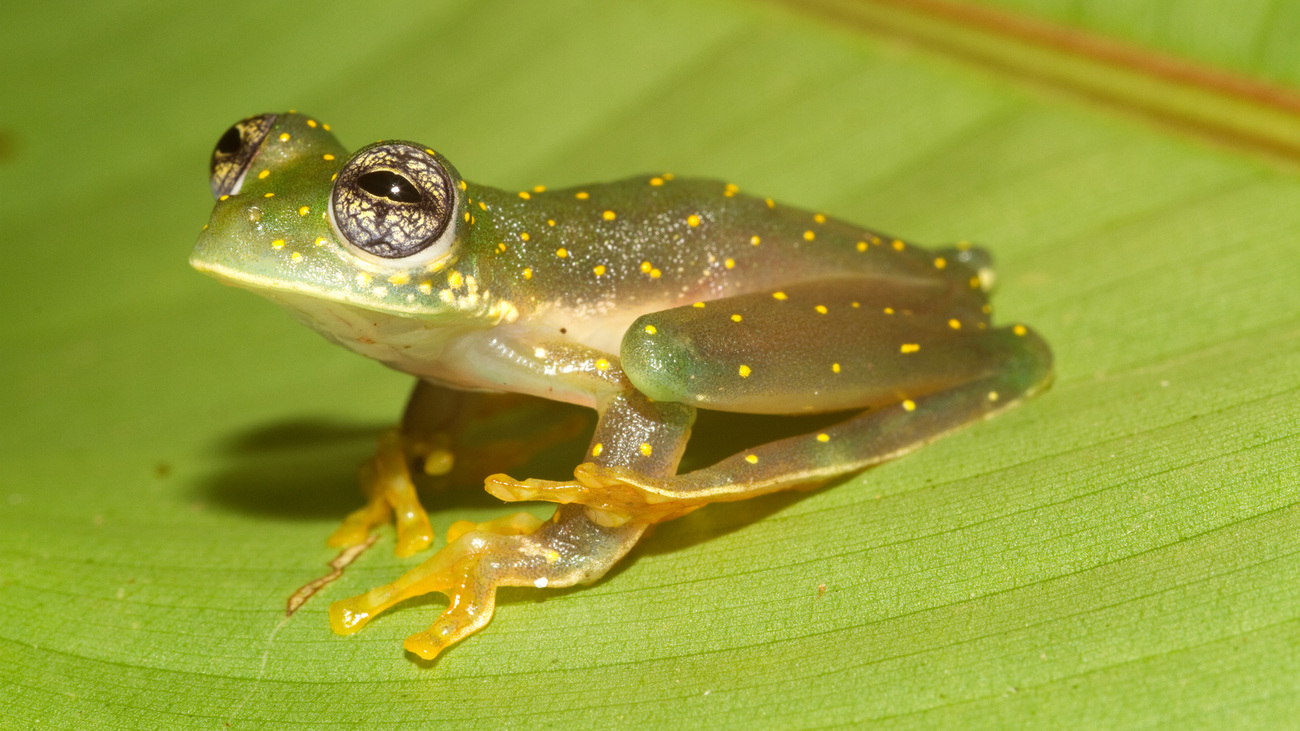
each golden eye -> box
[208,113,277,199]
[331,143,455,260]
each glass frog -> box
[192,112,1052,661]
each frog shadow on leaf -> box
[197,401,840,544]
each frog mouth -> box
[189,255,423,316]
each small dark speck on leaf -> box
[154,461,172,478]
[0,129,16,163]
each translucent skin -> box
[192,112,1052,661]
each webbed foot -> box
[330,505,644,660]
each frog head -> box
[192,112,508,360]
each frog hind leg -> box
[487,279,1051,520]
[330,391,694,659]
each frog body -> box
[193,112,1052,661]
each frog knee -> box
[619,316,702,404]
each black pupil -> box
[216,126,242,155]
[358,171,421,203]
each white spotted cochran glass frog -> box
[192,112,1052,661]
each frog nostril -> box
[358,171,421,203]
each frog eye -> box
[330,143,455,261]
[209,113,277,199]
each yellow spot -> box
[639,443,653,457]
[257,170,270,180]
[645,325,657,335]
[815,305,828,314]
[576,191,589,200]
[290,251,303,262]
[765,198,775,209]
[971,277,981,289]
[388,272,410,285]
[724,183,739,197]
[418,281,433,294]
[982,304,992,314]
[663,173,675,180]
[307,119,318,128]
[693,302,706,308]
[596,358,610,371]
[751,235,761,246]
[892,240,904,250]
[314,237,325,246]
[988,391,999,402]
[593,265,606,276]
[356,272,372,286]
[745,454,759,464]
[546,550,560,564]
[650,177,664,186]
[724,258,735,269]
[298,206,310,216]
[331,174,337,181]
[902,399,916,411]
[592,443,604,457]
[602,210,616,220]
[219,195,229,201]
[816,433,830,443]
[271,239,284,250]
[279,132,290,142]
[851,302,860,308]
[1014,324,1028,336]
[425,148,435,156]
[556,248,569,258]
[458,180,467,191]
[814,213,827,224]
[479,201,487,211]
[497,242,507,253]
[773,291,787,300]
[688,214,701,227]
[464,212,470,222]
[934,257,947,269]
[949,319,962,329]
[263,192,274,198]
[731,314,742,322]
[803,230,815,241]
[856,241,868,252]
[832,363,841,373]
[547,219,556,226]
[533,185,546,193]
[323,123,331,131]
[739,364,752,378]
[448,271,464,288]
[518,191,531,200]
[641,261,652,273]
[523,268,533,280]
[323,153,334,161]
[520,232,530,241]
[883,307,895,315]
[900,343,920,354]
[650,269,662,279]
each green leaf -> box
[4,1,1299,727]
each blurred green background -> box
[3,1,1299,728]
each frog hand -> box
[484,463,707,525]
[328,428,434,557]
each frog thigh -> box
[620,277,997,414]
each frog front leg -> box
[329,388,694,659]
